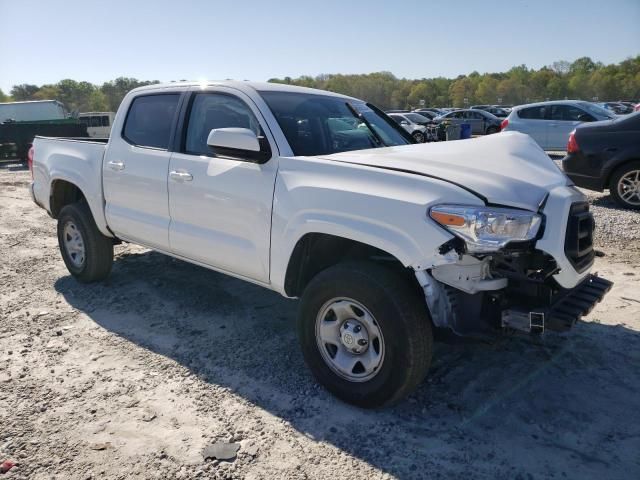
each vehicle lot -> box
[1,165,639,479]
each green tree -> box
[101,77,159,111]
[449,77,475,107]
[10,84,39,100]
[475,77,499,104]
[0,89,7,102]
[32,85,61,101]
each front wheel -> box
[298,262,433,408]
[610,161,640,210]
[412,131,425,143]
[57,202,114,282]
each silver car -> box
[433,109,502,135]
[387,113,429,142]
[501,100,616,150]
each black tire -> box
[57,202,114,282]
[298,261,433,408]
[412,131,425,143]
[486,126,499,135]
[609,161,640,210]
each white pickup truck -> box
[31,81,612,407]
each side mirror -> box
[400,120,409,126]
[207,128,271,163]
[577,114,593,122]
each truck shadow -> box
[54,250,640,479]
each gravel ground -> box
[1,165,639,480]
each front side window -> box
[184,93,261,156]
[123,94,180,149]
[258,91,410,156]
[550,105,591,121]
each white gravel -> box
[1,166,639,480]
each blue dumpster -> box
[460,123,472,139]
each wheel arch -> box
[48,174,112,237]
[50,179,87,218]
[283,232,420,298]
[606,157,640,190]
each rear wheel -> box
[486,126,499,135]
[298,262,433,408]
[412,131,425,143]
[57,202,114,282]
[610,161,640,210]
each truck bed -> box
[31,135,110,236]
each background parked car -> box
[500,100,616,150]
[562,112,640,209]
[387,113,428,142]
[599,102,634,115]
[471,105,509,118]
[413,107,444,116]
[433,109,501,135]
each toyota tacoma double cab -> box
[30,81,612,407]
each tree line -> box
[0,56,638,113]
[0,78,161,113]
[269,56,640,109]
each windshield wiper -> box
[345,102,387,147]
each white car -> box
[501,100,616,151]
[78,112,115,138]
[30,81,611,407]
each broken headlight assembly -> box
[429,204,542,253]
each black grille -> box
[564,202,595,273]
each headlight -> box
[429,204,542,253]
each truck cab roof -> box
[129,80,358,101]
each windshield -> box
[258,91,411,156]
[406,113,430,122]
[578,102,616,119]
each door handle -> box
[169,170,193,182]
[107,160,125,171]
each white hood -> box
[319,132,570,211]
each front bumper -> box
[501,274,613,333]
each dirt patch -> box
[1,169,639,479]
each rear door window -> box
[518,106,546,120]
[123,94,180,149]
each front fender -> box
[269,156,484,295]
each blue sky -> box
[1,0,638,93]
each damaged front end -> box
[416,201,612,336]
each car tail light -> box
[500,119,509,131]
[27,146,34,179]
[567,130,579,153]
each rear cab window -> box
[122,94,180,149]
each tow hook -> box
[501,310,545,334]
